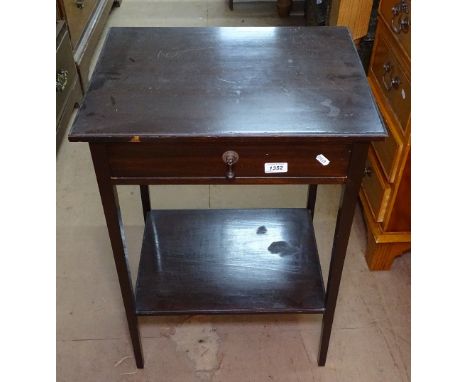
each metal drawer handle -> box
[398,16,410,33]
[222,150,239,180]
[382,62,401,91]
[56,69,69,92]
[75,0,85,8]
[391,0,410,34]
[364,167,373,177]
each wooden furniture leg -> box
[140,185,151,222]
[229,0,233,11]
[307,184,318,220]
[90,144,144,369]
[318,142,369,366]
[365,234,410,270]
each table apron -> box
[110,176,347,185]
[104,142,352,182]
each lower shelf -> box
[135,209,325,315]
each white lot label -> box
[316,154,330,166]
[264,163,288,173]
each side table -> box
[69,27,386,368]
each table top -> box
[69,27,386,142]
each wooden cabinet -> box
[359,0,411,270]
[56,0,119,150]
[56,21,82,149]
[57,0,116,90]
[62,0,99,48]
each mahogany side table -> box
[69,27,386,369]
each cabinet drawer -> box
[56,23,78,121]
[106,142,352,182]
[361,149,391,222]
[379,0,410,58]
[370,26,410,134]
[63,0,98,49]
[371,118,403,183]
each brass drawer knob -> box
[222,150,239,179]
[391,0,410,34]
[56,69,69,92]
[398,16,410,34]
[382,62,401,91]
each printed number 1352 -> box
[264,163,288,174]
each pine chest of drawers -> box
[360,0,411,270]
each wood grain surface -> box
[135,209,326,315]
[69,27,385,142]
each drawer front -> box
[371,120,403,183]
[371,28,410,133]
[56,28,78,120]
[63,0,98,49]
[106,142,352,182]
[361,149,391,222]
[379,0,411,58]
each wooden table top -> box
[69,27,386,142]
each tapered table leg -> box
[307,184,318,220]
[140,185,151,222]
[318,142,369,366]
[90,144,144,369]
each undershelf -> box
[135,208,325,315]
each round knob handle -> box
[364,167,372,177]
[75,0,85,8]
[222,150,239,180]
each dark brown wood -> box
[229,0,233,11]
[106,142,351,180]
[135,209,325,315]
[89,143,144,369]
[57,1,65,20]
[318,141,369,366]
[69,27,385,142]
[307,185,318,219]
[277,0,293,17]
[139,185,151,222]
[68,27,386,368]
[111,176,346,185]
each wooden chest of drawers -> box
[57,0,115,90]
[56,20,82,149]
[359,0,411,270]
